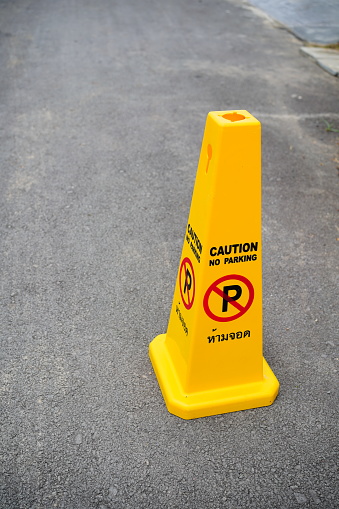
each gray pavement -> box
[247,0,339,44]
[247,0,339,77]
[0,1,338,508]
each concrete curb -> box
[300,46,339,76]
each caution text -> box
[209,242,258,266]
[186,224,203,263]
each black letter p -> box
[222,285,242,312]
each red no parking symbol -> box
[179,257,196,310]
[203,274,254,322]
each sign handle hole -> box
[206,144,212,173]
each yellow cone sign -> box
[149,110,279,419]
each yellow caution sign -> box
[149,110,279,419]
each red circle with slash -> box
[203,274,254,322]
[179,257,196,310]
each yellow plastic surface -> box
[149,110,279,419]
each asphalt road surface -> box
[1,0,338,508]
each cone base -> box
[149,334,279,420]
